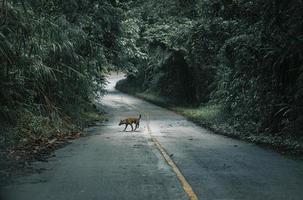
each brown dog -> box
[119,114,141,131]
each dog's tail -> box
[138,114,141,120]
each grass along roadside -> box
[116,81,303,156]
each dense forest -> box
[0,0,123,148]
[0,0,303,153]
[116,0,303,152]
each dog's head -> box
[118,120,124,126]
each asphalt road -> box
[2,73,303,200]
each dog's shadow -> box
[118,130,141,133]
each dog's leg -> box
[130,124,134,131]
[134,123,139,131]
[124,124,128,131]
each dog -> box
[119,114,141,131]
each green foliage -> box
[118,0,303,140]
[178,104,223,124]
[116,0,197,103]
[0,0,123,147]
[187,17,237,102]
[216,0,303,135]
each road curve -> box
[2,73,303,200]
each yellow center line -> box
[123,100,199,200]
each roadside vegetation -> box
[0,0,122,178]
[116,0,303,154]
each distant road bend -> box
[2,73,303,200]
